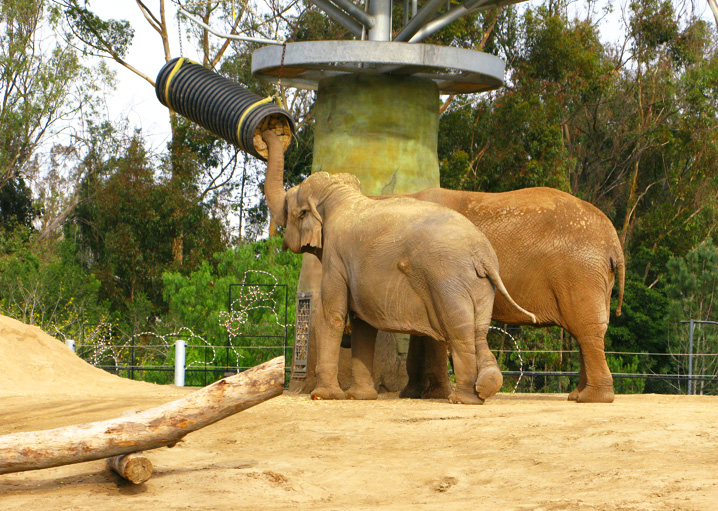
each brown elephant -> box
[262,131,536,404]
[371,187,625,403]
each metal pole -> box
[332,0,376,27]
[408,0,489,43]
[688,319,695,395]
[130,336,135,381]
[394,0,445,41]
[307,0,365,37]
[368,0,392,41]
[175,340,186,387]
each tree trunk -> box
[0,356,284,475]
[106,452,153,484]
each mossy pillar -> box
[312,74,440,193]
[288,73,440,393]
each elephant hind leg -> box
[448,340,483,405]
[569,327,614,403]
[420,337,452,399]
[400,336,452,399]
[474,328,503,400]
[400,335,428,399]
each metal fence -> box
[65,315,718,395]
[69,280,292,387]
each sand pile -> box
[0,315,163,396]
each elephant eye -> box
[299,209,307,219]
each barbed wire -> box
[77,270,288,372]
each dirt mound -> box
[0,315,164,396]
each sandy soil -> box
[1,315,718,511]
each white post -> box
[65,339,75,352]
[174,340,186,387]
[688,319,695,395]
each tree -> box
[71,126,226,321]
[0,177,38,230]
[665,239,718,394]
[59,0,316,247]
[0,0,103,192]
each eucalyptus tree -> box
[57,0,319,243]
[0,0,102,192]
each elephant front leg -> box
[421,337,452,399]
[311,316,347,400]
[310,283,349,401]
[346,315,378,400]
[567,349,588,401]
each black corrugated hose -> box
[155,57,294,161]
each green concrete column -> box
[312,74,440,194]
[288,74,440,394]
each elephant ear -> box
[300,197,323,251]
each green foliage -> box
[61,0,134,57]
[0,225,107,340]
[606,355,646,394]
[664,239,718,394]
[0,177,38,229]
[1,0,104,190]
[162,237,302,371]
[71,126,227,323]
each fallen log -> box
[106,452,153,484]
[0,356,284,475]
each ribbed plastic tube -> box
[156,58,294,160]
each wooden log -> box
[106,452,153,484]
[0,356,284,475]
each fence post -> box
[175,340,186,387]
[688,319,695,395]
[65,339,75,353]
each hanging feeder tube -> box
[155,57,294,161]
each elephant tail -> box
[477,257,537,324]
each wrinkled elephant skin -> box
[261,131,537,404]
[393,187,625,404]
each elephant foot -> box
[448,389,484,405]
[475,366,503,400]
[422,384,451,400]
[346,385,378,400]
[575,385,615,403]
[311,385,346,400]
[399,384,426,399]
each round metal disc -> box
[252,41,505,94]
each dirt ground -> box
[2,316,718,511]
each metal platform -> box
[252,40,505,94]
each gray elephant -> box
[262,131,536,404]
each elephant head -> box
[262,130,360,257]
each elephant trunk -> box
[262,130,287,227]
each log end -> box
[107,452,153,484]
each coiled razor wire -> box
[76,270,289,373]
[489,325,524,393]
[73,275,526,389]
